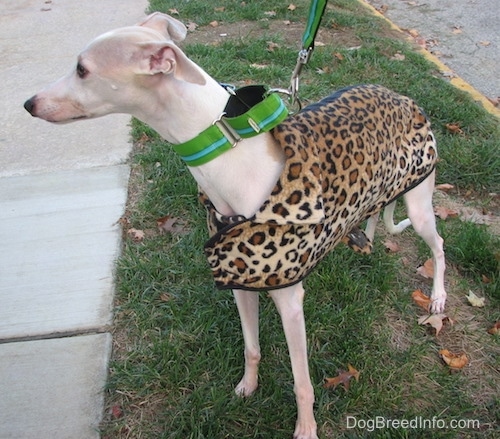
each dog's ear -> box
[135,42,206,85]
[137,12,187,43]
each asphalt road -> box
[367,0,499,101]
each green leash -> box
[303,0,329,50]
[290,0,329,107]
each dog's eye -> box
[76,63,89,79]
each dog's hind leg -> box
[234,289,261,397]
[270,282,318,439]
[364,212,380,242]
[403,171,446,313]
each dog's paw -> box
[293,421,318,439]
[235,376,258,397]
[431,292,447,314]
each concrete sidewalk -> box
[0,1,146,438]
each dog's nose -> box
[24,98,35,115]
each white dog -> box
[25,13,446,438]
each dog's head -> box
[24,13,206,123]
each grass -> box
[101,1,499,438]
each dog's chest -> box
[201,85,437,290]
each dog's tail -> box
[383,201,412,234]
[364,201,412,242]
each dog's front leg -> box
[234,289,261,396]
[270,283,318,439]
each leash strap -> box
[290,0,328,107]
[173,87,288,167]
[302,0,329,50]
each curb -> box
[361,0,500,118]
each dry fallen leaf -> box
[487,321,500,335]
[412,289,432,312]
[482,274,492,284]
[324,364,360,391]
[267,41,280,52]
[487,96,499,107]
[415,37,428,48]
[264,10,277,17]
[250,63,268,69]
[333,52,345,61]
[451,26,463,34]
[157,215,188,235]
[466,291,485,307]
[417,258,434,279]
[435,183,454,192]
[127,228,145,242]
[209,20,219,28]
[159,293,172,302]
[118,216,131,227]
[445,123,463,134]
[391,53,406,61]
[214,6,225,12]
[168,8,179,15]
[434,205,459,220]
[378,4,389,14]
[110,405,123,419]
[187,22,198,32]
[418,314,453,336]
[383,239,400,253]
[408,29,420,38]
[439,349,468,370]
[288,4,297,11]
[479,40,491,47]
[459,208,494,225]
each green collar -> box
[173,87,289,166]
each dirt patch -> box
[376,213,499,415]
[183,18,386,49]
[433,189,500,236]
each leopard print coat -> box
[201,85,437,290]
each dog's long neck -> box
[139,69,285,218]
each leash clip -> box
[267,87,301,113]
[213,112,241,148]
[289,48,312,110]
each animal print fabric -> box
[201,85,437,290]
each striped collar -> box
[173,86,289,166]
